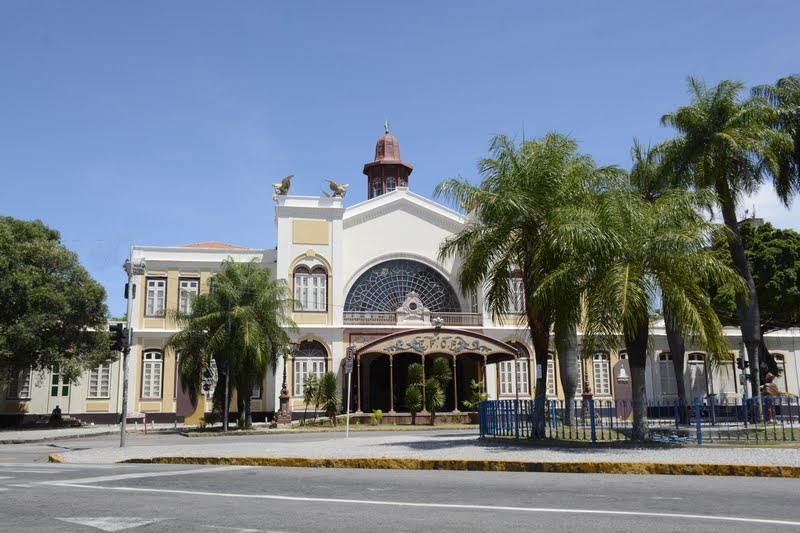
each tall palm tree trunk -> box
[526,310,551,439]
[556,322,579,426]
[665,311,688,424]
[627,320,650,441]
[718,193,763,399]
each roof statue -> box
[272,175,293,200]
[384,119,390,134]
[325,179,350,198]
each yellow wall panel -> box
[292,220,329,245]
[85,402,110,412]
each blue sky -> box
[2,1,799,317]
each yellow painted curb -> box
[48,454,65,463]
[120,456,800,478]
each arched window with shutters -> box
[687,352,708,400]
[292,341,328,397]
[294,265,327,312]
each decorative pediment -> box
[355,328,518,363]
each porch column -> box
[452,354,459,413]
[482,355,488,396]
[420,353,428,414]
[388,354,395,415]
[356,353,363,414]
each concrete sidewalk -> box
[44,429,800,477]
[0,423,178,444]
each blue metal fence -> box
[479,395,800,444]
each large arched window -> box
[293,341,327,397]
[344,259,461,312]
[294,265,327,312]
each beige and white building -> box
[3,129,799,425]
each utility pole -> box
[121,251,146,448]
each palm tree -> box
[315,371,340,426]
[437,133,622,437]
[659,77,793,394]
[630,139,690,421]
[426,357,452,425]
[167,259,295,428]
[583,187,744,441]
[405,363,424,425]
[302,374,319,423]
[753,75,800,197]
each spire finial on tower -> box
[384,119,390,134]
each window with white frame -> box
[577,355,584,394]
[386,176,397,192]
[499,357,529,396]
[294,266,327,312]
[252,381,262,399]
[293,341,327,397]
[592,352,611,395]
[7,369,32,399]
[658,352,677,396]
[51,366,69,397]
[142,351,163,399]
[506,273,524,314]
[88,364,111,398]
[178,278,199,315]
[145,278,166,316]
[774,353,787,392]
[372,179,382,198]
[546,352,557,396]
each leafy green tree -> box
[405,363,424,425]
[709,221,800,375]
[315,371,340,426]
[167,259,295,428]
[0,217,111,382]
[583,188,744,441]
[437,133,623,436]
[659,77,794,395]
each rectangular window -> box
[252,382,262,399]
[546,356,556,396]
[178,278,199,315]
[293,358,325,396]
[51,366,70,397]
[507,277,525,314]
[499,361,513,395]
[774,354,787,393]
[658,352,677,396]
[517,359,530,395]
[88,364,111,398]
[145,278,166,317]
[294,272,326,311]
[592,353,611,395]
[142,351,163,399]
[7,369,32,399]
[576,356,583,395]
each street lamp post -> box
[276,344,293,427]
[121,251,146,448]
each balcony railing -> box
[343,311,483,326]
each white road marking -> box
[0,469,60,474]
[52,483,800,527]
[206,526,294,533]
[7,484,35,488]
[56,517,162,532]
[0,487,7,491]
[42,465,251,486]
[0,476,14,480]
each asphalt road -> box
[0,460,799,532]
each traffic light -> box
[109,323,127,352]
[736,357,750,370]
